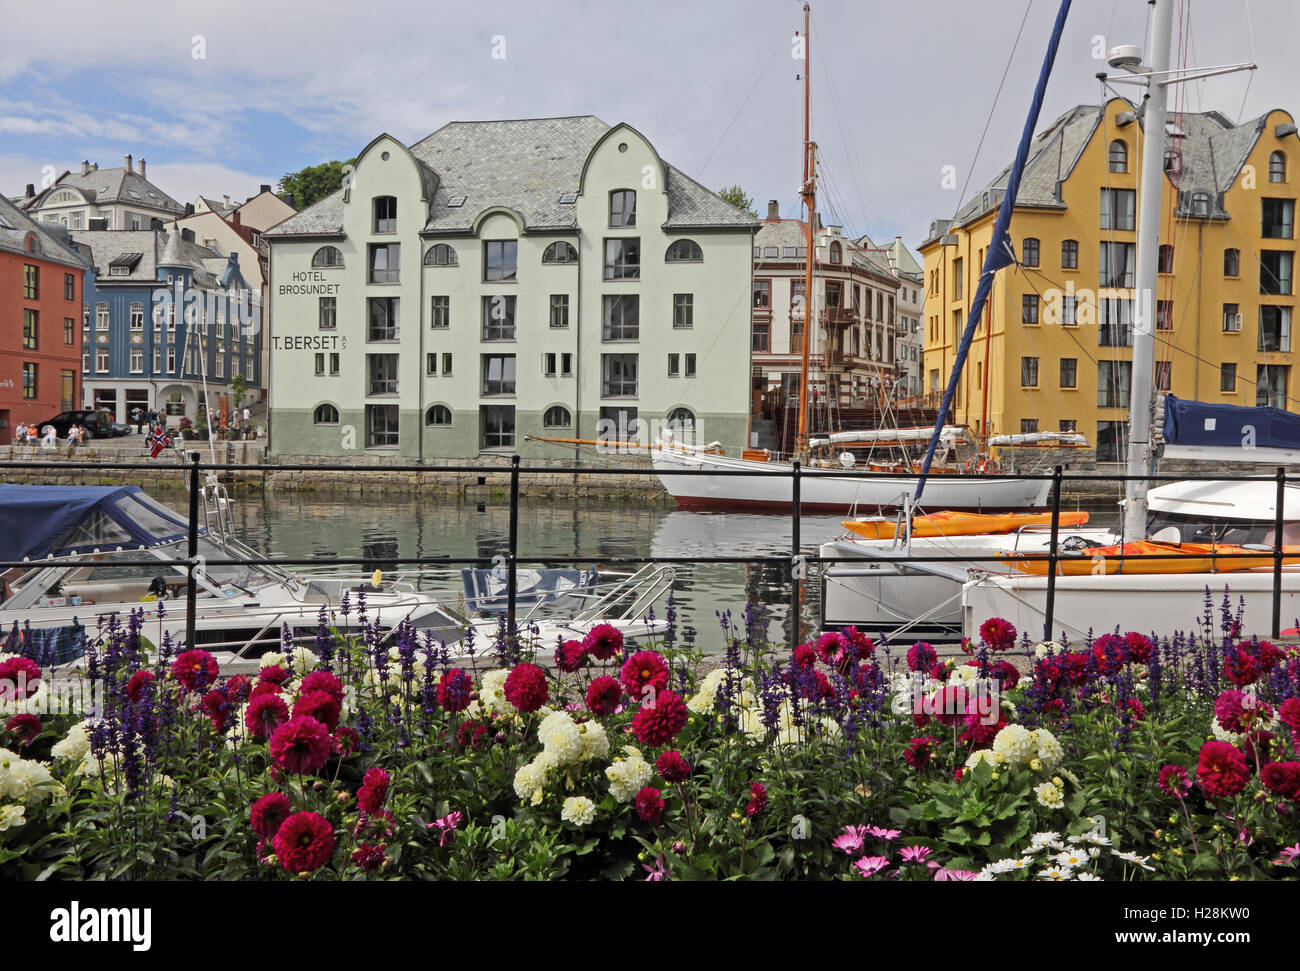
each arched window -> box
[829,241,842,264]
[666,407,696,435]
[1109,139,1128,173]
[609,189,636,227]
[312,246,344,268]
[313,403,339,425]
[543,405,571,428]
[425,404,452,426]
[664,239,703,263]
[542,242,578,264]
[1224,248,1240,276]
[1021,238,1040,267]
[423,244,458,266]
[1270,151,1287,183]
[373,196,397,233]
[1190,191,1211,217]
[1061,239,1079,269]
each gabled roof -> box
[23,166,182,216]
[268,116,758,239]
[0,193,89,268]
[78,230,222,283]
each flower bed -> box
[1,593,1299,880]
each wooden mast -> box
[796,2,815,458]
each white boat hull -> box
[651,449,1052,513]
[962,568,1300,642]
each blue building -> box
[76,228,263,425]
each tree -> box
[230,373,247,411]
[719,184,757,217]
[278,158,357,211]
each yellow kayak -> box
[843,509,1090,541]
[1006,540,1300,575]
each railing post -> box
[507,454,520,633]
[185,451,200,651]
[791,459,802,644]
[1273,465,1285,638]
[1043,464,1063,642]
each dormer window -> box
[829,241,842,264]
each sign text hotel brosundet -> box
[278,270,341,295]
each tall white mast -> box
[1122,0,1174,540]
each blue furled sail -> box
[914,0,1073,501]
[1162,394,1300,457]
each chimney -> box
[92,162,98,171]
[24,184,34,199]
[184,202,195,217]
[125,154,133,174]
[259,184,271,195]
[139,158,146,178]
[284,193,295,210]
[767,199,779,220]
[223,194,230,209]
[81,160,90,176]
[231,211,241,227]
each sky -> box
[2,0,1297,252]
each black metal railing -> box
[0,454,1296,644]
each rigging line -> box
[810,8,878,238]
[696,33,788,178]
[951,0,1036,223]
[1235,0,1257,124]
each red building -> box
[0,195,88,444]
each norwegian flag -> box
[146,426,172,459]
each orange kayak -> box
[843,509,1090,541]
[1006,540,1300,575]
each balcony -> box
[820,307,859,328]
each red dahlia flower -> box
[249,680,282,701]
[436,667,475,712]
[245,693,290,740]
[1157,764,1191,798]
[1255,640,1285,672]
[582,623,624,661]
[201,688,231,733]
[620,651,670,703]
[745,781,767,817]
[351,841,388,873]
[1214,689,1272,734]
[1260,761,1300,800]
[656,750,692,783]
[814,631,847,665]
[293,689,342,733]
[1091,634,1127,675]
[1125,697,1146,722]
[554,639,587,673]
[268,715,332,775]
[503,663,549,713]
[171,649,218,693]
[792,642,816,670]
[978,617,1017,652]
[1280,698,1300,733]
[250,791,292,838]
[224,674,252,704]
[907,642,938,673]
[125,670,154,703]
[840,625,875,661]
[258,664,291,687]
[332,725,359,757]
[274,811,335,874]
[631,690,689,747]
[300,670,344,702]
[4,713,41,746]
[357,767,390,813]
[457,719,492,750]
[586,675,622,716]
[904,735,937,771]
[1124,632,1154,664]
[0,656,41,700]
[1196,740,1251,799]
[635,786,665,825]
[1224,651,1261,687]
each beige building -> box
[19,156,183,231]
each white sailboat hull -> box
[962,568,1300,642]
[652,449,1052,513]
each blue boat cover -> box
[0,485,191,562]
[461,568,597,615]
[1162,394,1300,450]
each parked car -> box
[30,410,116,440]
[111,422,132,437]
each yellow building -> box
[920,97,1300,462]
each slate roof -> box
[78,230,222,284]
[0,193,89,268]
[268,116,758,238]
[921,100,1275,247]
[22,166,183,216]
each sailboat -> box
[647,3,1051,514]
[957,0,1295,640]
